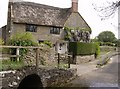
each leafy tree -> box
[114,39,120,47]
[97,31,116,43]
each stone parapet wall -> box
[76,55,95,64]
[1,66,77,89]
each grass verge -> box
[0,59,25,71]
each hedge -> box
[69,42,100,57]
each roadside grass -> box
[0,60,69,71]
[97,46,116,59]
[0,59,25,71]
[96,47,117,67]
[55,63,69,69]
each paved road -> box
[66,55,119,88]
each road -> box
[65,55,119,88]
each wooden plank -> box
[0,45,42,49]
[1,55,20,57]
[58,53,60,68]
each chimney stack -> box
[71,0,78,12]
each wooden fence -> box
[0,45,42,70]
[0,45,72,69]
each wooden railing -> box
[0,45,42,70]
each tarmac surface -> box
[67,55,119,88]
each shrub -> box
[43,41,52,47]
[7,32,38,60]
[0,38,4,53]
[69,42,100,58]
[0,38,4,45]
[94,42,100,58]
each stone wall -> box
[1,66,77,89]
[76,55,95,64]
[23,46,57,66]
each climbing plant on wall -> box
[64,27,91,42]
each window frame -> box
[50,27,60,35]
[26,24,37,32]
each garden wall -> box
[23,46,57,66]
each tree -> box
[113,39,120,47]
[93,1,120,20]
[97,31,116,43]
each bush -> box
[7,32,38,60]
[0,38,4,45]
[43,41,52,47]
[94,42,100,58]
[0,38,4,53]
[69,42,100,58]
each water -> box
[64,81,119,89]
[90,83,118,87]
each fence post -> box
[68,54,70,68]
[36,48,39,72]
[16,47,20,61]
[58,53,60,68]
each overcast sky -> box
[0,0,118,38]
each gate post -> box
[68,54,71,68]
[16,47,20,61]
[58,53,60,68]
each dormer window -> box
[26,24,37,32]
[50,27,60,34]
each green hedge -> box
[69,42,100,57]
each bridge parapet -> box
[1,66,77,89]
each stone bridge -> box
[0,66,77,89]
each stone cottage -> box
[1,0,91,44]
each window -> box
[26,24,37,32]
[50,27,60,34]
[38,40,44,43]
